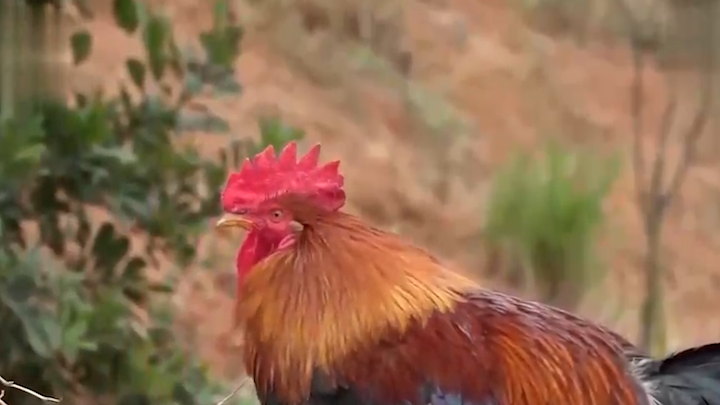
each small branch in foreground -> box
[216,378,250,405]
[0,375,61,405]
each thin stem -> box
[216,378,249,405]
[665,14,715,202]
[0,375,61,404]
[630,41,648,219]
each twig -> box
[0,375,61,405]
[665,14,716,202]
[630,37,648,217]
[646,76,678,215]
[216,378,250,405]
[627,0,717,352]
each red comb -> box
[221,142,345,212]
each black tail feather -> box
[647,343,720,405]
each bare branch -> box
[215,378,250,405]
[631,0,717,352]
[647,76,679,214]
[630,44,649,218]
[665,17,716,202]
[625,0,670,221]
[664,81,713,203]
[0,375,61,405]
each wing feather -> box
[331,290,646,405]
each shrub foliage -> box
[0,1,302,404]
[484,141,620,309]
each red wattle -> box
[236,230,261,283]
[235,230,277,296]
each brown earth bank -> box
[70,0,720,380]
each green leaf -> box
[92,223,116,257]
[258,116,305,149]
[213,0,230,31]
[175,111,230,133]
[92,145,138,164]
[70,30,93,65]
[23,312,63,359]
[62,319,91,363]
[167,39,186,78]
[144,16,169,81]
[212,75,242,96]
[113,0,140,34]
[126,58,147,89]
[148,281,174,294]
[0,274,61,358]
[75,209,92,248]
[0,273,37,307]
[122,257,148,303]
[14,144,46,163]
[198,0,242,69]
[91,222,130,280]
[95,235,131,281]
[122,257,146,280]
[184,72,203,95]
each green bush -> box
[0,1,303,404]
[483,141,620,309]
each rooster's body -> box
[217,142,720,405]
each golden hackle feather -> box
[235,210,477,403]
[235,207,644,405]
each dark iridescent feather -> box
[643,343,720,405]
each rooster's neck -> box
[235,211,476,403]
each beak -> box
[289,220,304,233]
[215,214,253,231]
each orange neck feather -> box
[235,211,476,400]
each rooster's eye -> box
[270,209,283,221]
[235,208,248,215]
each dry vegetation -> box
[63,0,720,383]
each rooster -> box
[216,142,720,405]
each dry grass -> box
[239,0,411,82]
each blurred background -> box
[0,0,719,403]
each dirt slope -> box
[76,0,720,378]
